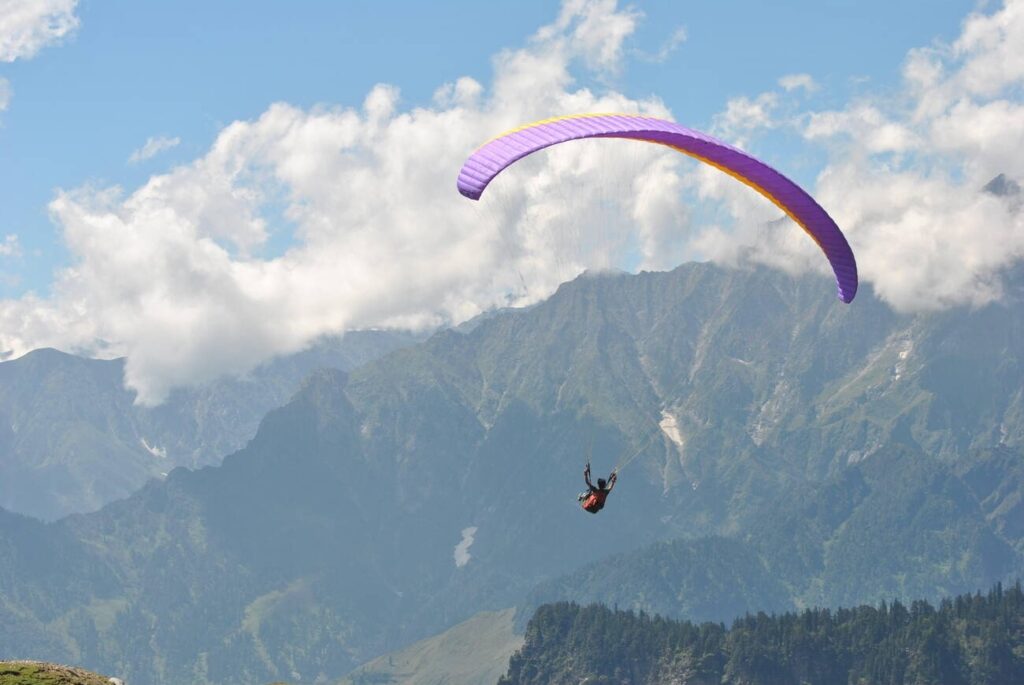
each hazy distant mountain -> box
[339,609,523,685]
[0,330,423,520]
[984,172,1022,198]
[516,536,793,631]
[0,263,1021,684]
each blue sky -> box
[1,0,1021,402]
[0,0,975,296]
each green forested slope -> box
[501,583,1024,685]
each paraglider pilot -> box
[578,462,617,514]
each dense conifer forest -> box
[500,583,1024,684]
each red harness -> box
[581,489,609,513]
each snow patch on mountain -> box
[454,526,478,568]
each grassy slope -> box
[0,662,112,685]
[338,609,523,685]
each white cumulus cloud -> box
[536,0,641,73]
[0,234,19,256]
[3,0,1024,403]
[0,0,686,404]
[804,104,919,154]
[805,0,1024,311]
[0,0,79,62]
[635,26,687,63]
[692,0,1024,312]
[713,92,781,141]
[778,73,817,92]
[129,136,181,164]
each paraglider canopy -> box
[457,113,857,304]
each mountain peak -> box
[3,346,120,369]
[983,173,1021,198]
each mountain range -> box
[0,262,1021,684]
[0,330,422,520]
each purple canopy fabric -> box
[457,114,857,303]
